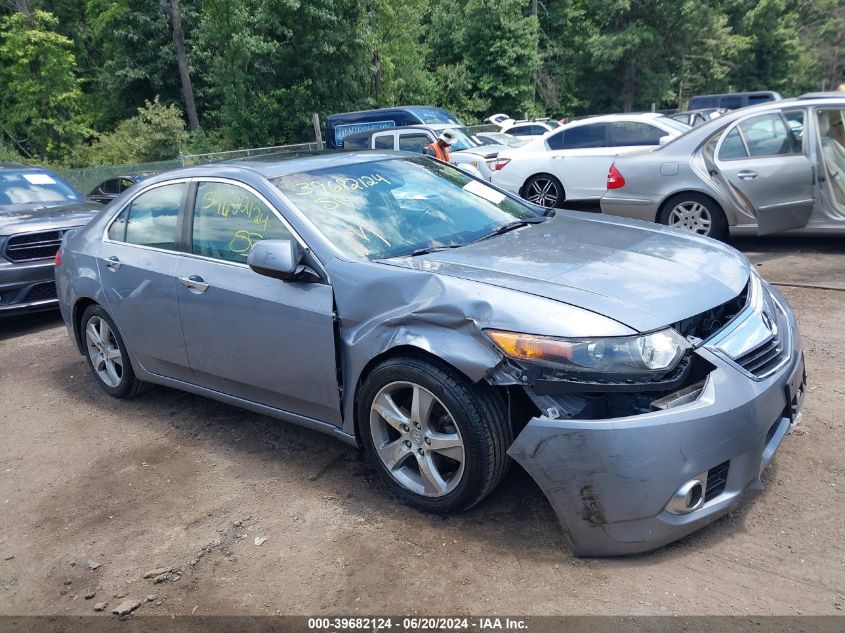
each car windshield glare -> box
[0,171,84,209]
[448,128,480,151]
[272,158,539,260]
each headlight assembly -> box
[485,328,690,378]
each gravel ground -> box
[0,235,843,617]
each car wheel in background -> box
[358,355,511,514]
[81,305,149,398]
[658,192,728,241]
[522,174,564,209]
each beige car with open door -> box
[601,95,845,240]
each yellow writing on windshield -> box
[294,173,391,197]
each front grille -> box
[24,281,57,302]
[735,332,786,377]
[676,281,749,341]
[705,460,729,501]
[4,230,64,262]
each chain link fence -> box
[58,125,502,192]
[180,141,323,166]
[57,159,183,194]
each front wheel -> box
[522,174,564,209]
[358,356,511,513]
[658,193,728,241]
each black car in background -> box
[0,165,101,315]
[87,173,152,204]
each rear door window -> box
[560,124,609,149]
[611,122,666,146]
[738,113,800,157]
[119,183,185,250]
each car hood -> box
[383,212,750,332]
[0,201,103,234]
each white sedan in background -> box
[491,113,691,207]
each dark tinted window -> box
[509,125,546,136]
[100,179,121,195]
[373,134,394,150]
[747,94,774,105]
[123,183,185,249]
[720,95,743,109]
[341,135,370,150]
[611,122,666,146]
[690,96,718,109]
[192,182,293,264]
[559,124,608,149]
[398,134,430,153]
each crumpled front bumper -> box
[508,305,805,557]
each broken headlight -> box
[485,328,690,377]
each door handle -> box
[103,256,122,271]
[551,155,567,160]
[737,169,758,180]
[178,275,210,293]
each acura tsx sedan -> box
[56,152,806,556]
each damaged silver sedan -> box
[56,152,806,556]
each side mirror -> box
[248,239,311,282]
[658,135,672,145]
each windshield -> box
[448,127,481,151]
[659,117,693,133]
[411,107,461,125]
[272,157,539,260]
[0,170,84,209]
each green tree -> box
[69,98,188,166]
[0,10,89,160]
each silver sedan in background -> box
[601,96,845,240]
[57,152,805,556]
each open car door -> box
[713,111,814,235]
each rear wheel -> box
[358,356,511,514]
[81,305,149,398]
[522,174,564,209]
[658,193,728,241]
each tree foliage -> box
[0,10,89,160]
[0,0,842,165]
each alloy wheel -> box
[85,316,124,388]
[369,381,465,498]
[668,201,713,236]
[525,177,560,208]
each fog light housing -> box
[665,474,708,514]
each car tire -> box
[658,193,728,241]
[358,355,511,514]
[522,174,565,209]
[81,305,150,398]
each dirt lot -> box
[0,236,843,617]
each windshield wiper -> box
[470,218,546,244]
[407,244,462,257]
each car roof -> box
[140,151,413,185]
[0,163,53,172]
[642,96,845,150]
